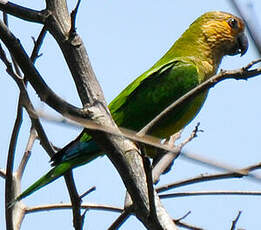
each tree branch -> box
[5,96,23,230]
[174,219,203,230]
[152,123,201,183]
[230,211,242,230]
[30,26,47,62]
[160,191,261,199]
[0,19,85,119]
[64,172,83,230]
[108,209,131,230]
[0,1,45,24]
[69,0,81,37]
[16,128,38,180]
[157,162,261,193]
[0,169,6,179]
[25,202,123,214]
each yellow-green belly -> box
[150,91,208,138]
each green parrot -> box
[15,11,248,202]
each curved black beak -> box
[237,32,248,56]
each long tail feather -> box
[10,161,73,206]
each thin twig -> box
[152,123,202,183]
[69,0,82,37]
[178,123,202,149]
[25,202,123,214]
[16,127,38,180]
[0,19,86,119]
[176,211,192,222]
[30,26,47,63]
[157,162,261,193]
[0,169,6,178]
[230,211,242,230]
[108,209,131,230]
[0,43,54,156]
[174,219,203,230]
[159,190,261,199]
[79,186,96,199]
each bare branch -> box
[30,26,47,63]
[0,19,86,119]
[69,0,82,37]
[174,219,203,230]
[16,128,38,180]
[157,162,261,193]
[160,191,261,199]
[172,211,204,229]
[176,211,192,222]
[79,186,96,199]
[0,43,54,156]
[0,169,6,178]
[25,202,123,214]
[64,172,82,230]
[152,123,201,183]
[108,209,131,230]
[0,1,45,24]
[230,211,242,230]
[5,96,23,230]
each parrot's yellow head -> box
[198,11,248,57]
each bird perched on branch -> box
[14,11,248,202]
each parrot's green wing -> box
[109,59,177,114]
[110,58,205,138]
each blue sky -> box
[1,0,261,229]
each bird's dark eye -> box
[228,18,238,29]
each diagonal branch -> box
[230,211,242,230]
[0,169,6,178]
[16,128,38,180]
[30,26,47,62]
[157,162,261,193]
[0,19,85,119]
[108,209,132,230]
[69,0,82,37]
[159,190,261,199]
[0,1,45,24]
[152,123,201,183]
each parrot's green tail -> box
[10,162,72,206]
[9,138,102,206]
